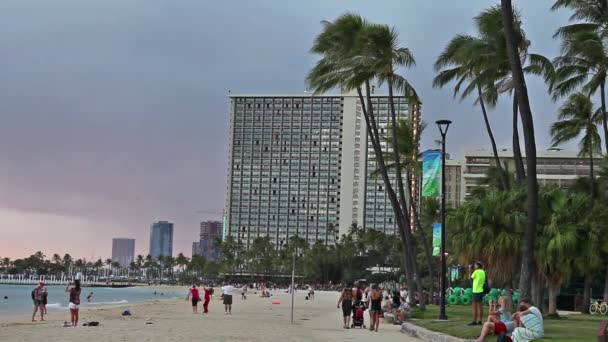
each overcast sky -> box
[0,0,572,260]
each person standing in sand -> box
[202,284,213,314]
[337,283,353,329]
[31,281,45,322]
[41,284,48,314]
[186,285,201,313]
[222,281,234,314]
[368,284,382,332]
[65,280,81,327]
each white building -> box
[225,92,420,248]
[462,147,602,196]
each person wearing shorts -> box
[222,281,234,314]
[31,282,45,322]
[468,262,486,326]
[65,279,81,327]
[337,284,353,329]
[187,285,201,313]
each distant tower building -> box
[111,238,135,268]
[199,221,222,260]
[149,221,174,259]
[192,241,201,257]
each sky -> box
[0,0,573,260]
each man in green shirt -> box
[468,262,486,326]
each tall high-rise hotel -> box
[225,91,419,248]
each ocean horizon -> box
[0,284,185,317]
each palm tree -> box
[105,258,113,276]
[94,259,103,277]
[433,10,509,190]
[500,0,540,301]
[550,92,602,198]
[307,13,421,303]
[373,118,434,302]
[537,188,582,315]
[552,0,608,152]
[449,186,526,291]
[175,253,189,276]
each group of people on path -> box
[32,280,82,327]
[468,262,545,342]
[337,281,407,332]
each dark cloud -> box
[0,0,572,258]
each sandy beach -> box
[0,288,422,342]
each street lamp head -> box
[436,119,452,137]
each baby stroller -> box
[351,301,366,329]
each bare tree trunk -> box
[502,0,539,302]
[548,282,560,315]
[478,85,509,190]
[581,273,592,314]
[512,94,526,182]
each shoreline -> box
[0,290,417,342]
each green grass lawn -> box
[408,305,604,342]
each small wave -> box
[46,303,63,308]
[86,300,128,306]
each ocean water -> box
[0,284,185,317]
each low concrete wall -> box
[400,321,466,342]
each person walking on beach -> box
[368,284,382,332]
[186,285,201,313]
[337,283,353,329]
[222,281,234,315]
[65,280,81,327]
[31,281,45,322]
[41,284,48,314]
[468,262,486,326]
[203,284,212,314]
[241,284,247,300]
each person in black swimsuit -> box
[368,284,382,332]
[337,284,353,329]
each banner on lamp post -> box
[422,149,441,197]
[432,222,441,256]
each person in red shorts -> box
[186,285,201,313]
[474,296,515,342]
[202,284,213,314]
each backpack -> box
[483,280,491,294]
[31,289,36,300]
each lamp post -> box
[290,248,301,324]
[436,119,452,321]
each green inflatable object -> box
[448,295,459,305]
[483,296,491,305]
[464,288,473,295]
[453,287,463,296]
[460,295,472,305]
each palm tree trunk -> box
[548,282,560,316]
[478,85,509,190]
[581,273,592,314]
[387,76,422,305]
[603,265,608,301]
[512,94,526,182]
[358,83,417,300]
[589,151,595,203]
[501,0,539,302]
[600,82,608,153]
[407,170,432,308]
